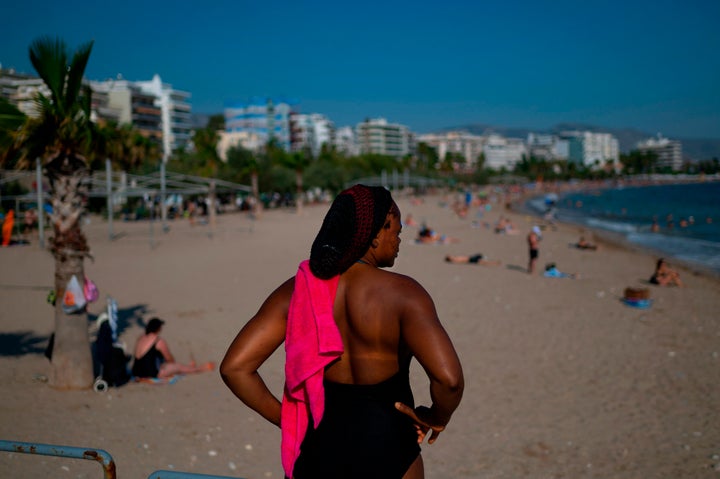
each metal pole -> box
[160,160,168,232]
[149,195,155,249]
[106,159,113,240]
[36,158,45,248]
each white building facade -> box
[636,134,683,171]
[356,118,413,158]
[90,78,163,143]
[0,69,50,117]
[561,131,619,169]
[135,74,193,158]
[482,134,527,170]
[290,113,335,157]
[333,126,359,156]
[417,131,485,169]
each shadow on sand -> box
[0,303,150,358]
[506,264,529,273]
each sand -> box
[1,190,719,479]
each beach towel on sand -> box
[281,260,343,479]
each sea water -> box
[528,182,720,274]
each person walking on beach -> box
[527,225,541,274]
[220,184,464,479]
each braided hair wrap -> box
[309,184,393,279]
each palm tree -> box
[284,149,311,214]
[3,37,96,389]
[226,144,261,214]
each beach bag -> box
[62,275,87,314]
[83,275,100,303]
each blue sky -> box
[2,0,719,138]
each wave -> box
[627,232,720,272]
[525,185,720,274]
[585,218,639,234]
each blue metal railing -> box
[148,471,241,479]
[0,440,116,478]
[0,440,245,478]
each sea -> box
[526,181,720,275]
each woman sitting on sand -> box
[132,317,214,379]
[649,258,683,287]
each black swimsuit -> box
[131,339,164,378]
[292,367,421,479]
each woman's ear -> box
[371,238,380,248]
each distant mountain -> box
[437,123,720,161]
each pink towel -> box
[281,260,343,478]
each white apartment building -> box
[333,126,359,156]
[135,74,193,159]
[561,131,619,169]
[356,118,413,158]
[90,78,163,143]
[482,134,527,170]
[636,134,683,171]
[0,68,51,117]
[290,113,334,157]
[526,133,571,161]
[417,131,485,168]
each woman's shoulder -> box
[376,269,432,299]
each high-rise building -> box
[135,74,193,158]
[356,118,414,158]
[224,97,297,151]
[636,134,683,171]
[90,79,163,143]
[560,131,619,169]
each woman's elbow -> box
[439,369,464,397]
[219,356,239,384]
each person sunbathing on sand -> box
[445,254,501,266]
[416,224,459,244]
[649,258,683,287]
[543,263,578,279]
[132,317,215,379]
[574,236,598,250]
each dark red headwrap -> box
[309,185,393,279]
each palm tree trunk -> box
[295,169,303,215]
[251,172,261,218]
[46,153,94,390]
[208,180,217,230]
[51,248,93,389]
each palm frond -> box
[0,97,26,131]
[29,36,68,114]
[64,40,94,111]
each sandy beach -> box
[1,190,719,479]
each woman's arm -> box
[396,276,464,443]
[220,278,294,427]
[156,338,175,363]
